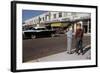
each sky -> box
[22,10,47,23]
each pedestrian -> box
[75,23,84,55]
[66,25,73,54]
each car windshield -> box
[30,28,35,30]
[23,27,35,30]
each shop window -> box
[42,17,44,21]
[59,12,62,17]
[53,14,56,18]
[89,21,91,33]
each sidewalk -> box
[27,45,91,63]
[72,33,91,36]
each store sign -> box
[60,18,70,21]
[51,19,60,22]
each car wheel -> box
[31,35,36,39]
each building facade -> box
[23,11,91,34]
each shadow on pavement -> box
[82,45,91,55]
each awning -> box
[51,23,62,27]
[51,22,68,27]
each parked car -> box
[23,27,56,39]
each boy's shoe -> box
[67,52,73,54]
[74,52,79,55]
[77,52,80,55]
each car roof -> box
[34,27,45,29]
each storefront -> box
[73,19,91,34]
[51,22,69,34]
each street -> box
[23,34,90,62]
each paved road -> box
[23,34,90,62]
